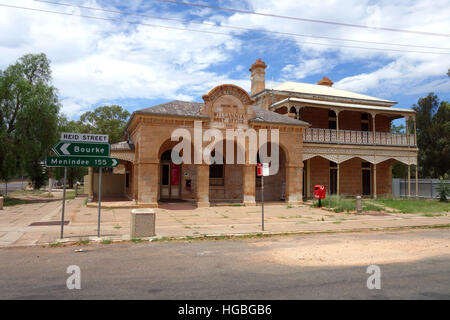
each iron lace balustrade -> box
[303,128,415,146]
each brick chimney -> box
[249,58,267,96]
[317,76,333,87]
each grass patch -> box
[113,225,122,229]
[65,191,76,200]
[49,242,62,247]
[101,239,112,244]
[130,238,143,242]
[374,198,450,213]
[2,196,27,206]
[422,213,444,217]
[10,189,46,196]
[231,203,246,207]
[76,239,90,245]
[286,205,293,209]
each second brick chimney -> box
[249,58,267,96]
[317,76,333,87]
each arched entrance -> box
[160,149,181,200]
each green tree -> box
[0,53,60,189]
[413,93,450,178]
[79,105,130,144]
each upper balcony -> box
[304,128,416,147]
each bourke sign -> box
[169,121,280,175]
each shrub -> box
[437,174,449,202]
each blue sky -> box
[1,0,449,120]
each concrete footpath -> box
[0,195,449,247]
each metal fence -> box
[392,178,450,199]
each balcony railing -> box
[303,128,415,146]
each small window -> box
[361,113,369,120]
[328,110,336,117]
[330,161,337,168]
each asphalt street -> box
[0,229,449,300]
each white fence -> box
[392,178,450,199]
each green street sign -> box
[53,141,110,157]
[46,156,119,167]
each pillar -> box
[306,159,311,198]
[285,165,303,205]
[88,167,94,200]
[137,162,159,208]
[405,116,410,145]
[371,113,376,143]
[243,165,256,206]
[407,164,411,198]
[196,164,210,207]
[415,160,419,198]
[337,162,340,196]
[413,116,417,146]
[335,109,341,143]
[373,163,377,199]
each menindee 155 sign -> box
[46,156,119,167]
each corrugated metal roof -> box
[272,81,396,104]
[270,97,414,114]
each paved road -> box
[0,229,449,299]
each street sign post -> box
[46,156,119,167]
[257,163,270,231]
[47,133,116,239]
[53,141,110,157]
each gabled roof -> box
[270,81,396,105]
[136,100,207,118]
[133,100,309,127]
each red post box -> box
[314,185,326,207]
[314,185,326,199]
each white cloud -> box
[224,0,450,97]
[1,0,449,119]
[0,0,246,117]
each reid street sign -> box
[53,141,110,157]
[61,132,109,143]
[46,156,119,167]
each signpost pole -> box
[60,167,67,239]
[261,175,264,232]
[97,167,102,238]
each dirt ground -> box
[249,229,450,267]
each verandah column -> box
[373,163,377,199]
[196,164,210,207]
[371,112,377,143]
[137,162,159,208]
[285,164,303,205]
[243,164,256,206]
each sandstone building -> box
[87,59,418,207]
